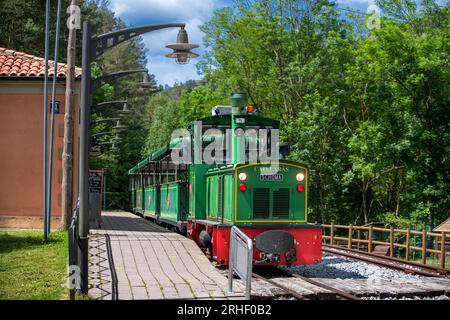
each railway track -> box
[252,270,360,300]
[323,244,449,277]
[251,272,310,300]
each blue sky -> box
[108,0,377,86]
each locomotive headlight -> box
[296,172,305,182]
[238,172,247,181]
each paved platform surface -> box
[88,211,244,300]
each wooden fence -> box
[321,223,449,269]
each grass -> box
[0,230,69,300]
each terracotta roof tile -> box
[0,47,81,78]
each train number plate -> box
[260,174,283,181]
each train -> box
[128,93,322,266]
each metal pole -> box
[228,226,253,299]
[228,229,234,294]
[47,0,62,234]
[230,93,248,164]
[43,0,50,241]
[78,21,92,294]
[73,20,195,294]
[246,237,253,300]
[103,171,106,210]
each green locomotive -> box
[129,93,322,266]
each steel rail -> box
[275,268,360,300]
[252,270,359,300]
[289,272,360,300]
[323,244,448,277]
[251,272,309,300]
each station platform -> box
[88,211,244,300]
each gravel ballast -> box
[283,253,422,280]
[282,253,450,299]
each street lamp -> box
[165,27,199,64]
[140,73,153,88]
[92,100,131,116]
[113,119,126,131]
[137,74,162,95]
[91,130,125,149]
[97,141,114,146]
[118,102,131,115]
[91,117,120,124]
[77,21,198,293]
[92,100,127,109]
[92,69,148,91]
[112,133,123,143]
[91,130,117,138]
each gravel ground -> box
[362,295,450,300]
[282,253,423,280]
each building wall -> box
[0,80,80,227]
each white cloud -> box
[148,57,201,85]
[109,0,216,26]
[337,0,375,5]
[108,0,382,85]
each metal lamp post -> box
[92,69,147,91]
[92,100,127,108]
[112,133,123,142]
[92,101,131,116]
[91,117,120,124]
[77,21,198,293]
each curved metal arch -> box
[91,23,185,59]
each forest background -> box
[1,0,448,229]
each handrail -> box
[322,223,448,269]
[228,226,253,300]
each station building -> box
[0,47,81,228]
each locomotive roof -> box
[187,114,279,129]
[128,115,280,174]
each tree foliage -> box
[0,0,152,210]
[192,0,450,227]
[2,0,448,227]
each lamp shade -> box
[165,27,199,64]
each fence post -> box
[357,230,360,250]
[348,224,353,249]
[422,229,427,265]
[368,225,373,253]
[441,232,446,270]
[330,223,334,245]
[406,228,411,261]
[389,226,394,257]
